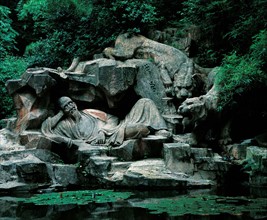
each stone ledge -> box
[109,135,170,161]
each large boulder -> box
[177,85,232,148]
[104,33,210,103]
[5,69,56,133]
[68,58,169,112]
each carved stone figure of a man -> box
[41,97,171,147]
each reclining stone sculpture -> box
[41,96,171,148]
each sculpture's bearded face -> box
[62,100,78,117]
[58,97,78,117]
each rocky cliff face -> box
[0,34,266,193]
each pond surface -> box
[0,187,266,220]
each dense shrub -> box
[0,56,28,118]
[16,0,160,68]
[110,0,160,34]
[179,0,267,66]
[0,6,18,57]
[215,30,267,110]
[16,0,94,68]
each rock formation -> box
[0,33,266,193]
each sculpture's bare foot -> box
[155,129,172,138]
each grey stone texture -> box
[1,33,266,192]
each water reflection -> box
[0,187,266,220]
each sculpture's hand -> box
[48,110,65,128]
[92,131,106,145]
[57,110,64,117]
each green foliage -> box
[24,31,79,67]
[17,0,94,67]
[14,190,267,217]
[215,53,261,109]
[17,0,92,22]
[178,0,233,66]
[226,0,267,52]
[215,30,267,110]
[179,0,267,66]
[0,6,18,57]
[111,0,160,34]
[151,0,183,27]
[3,0,266,68]
[135,194,267,216]
[250,29,267,68]
[17,0,47,23]
[0,56,28,118]
[0,5,24,119]
[15,0,160,68]
[19,189,133,205]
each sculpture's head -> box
[58,96,78,117]
[178,96,207,132]
[173,72,205,103]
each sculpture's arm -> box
[47,110,64,128]
[41,111,64,135]
[41,111,74,148]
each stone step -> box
[78,144,109,163]
[0,149,62,164]
[110,161,132,172]
[50,164,79,187]
[85,156,119,178]
[162,114,183,133]
[121,159,189,188]
[105,161,132,183]
[90,155,118,163]
[163,143,232,183]
[0,129,52,151]
[163,143,215,164]
[109,135,170,161]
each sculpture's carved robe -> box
[42,98,167,146]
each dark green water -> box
[0,187,266,220]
